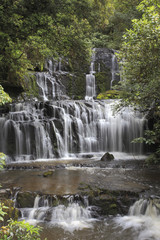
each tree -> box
[117,0,160,162]
[0,85,12,105]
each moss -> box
[22,72,39,99]
[16,191,36,208]
[97,90,121,100]
[60,72,86,99]
[95,72,111,95]
[43,170,54,177]
[78,184,139,216]
[109,203,117,209]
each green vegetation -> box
[97,90,120,100]
[0,0,142,91]
[0,219,42,240]
[0,153,6,170]
[0,86,12,105]
[0,0,115,89]
[0,157,42,240]
[117,0,160,162]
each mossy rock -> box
[43,170,54,177]
[95,71,111,95]
[16,191,36,208]
[78,185,139,216]
[57,72,86,100]
[23,72,39,99]
[97,90,121,100]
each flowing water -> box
[85,62,96,100]
[110,52,119,88]
[0,100,145,162]
[18,193,160,240]
[0,51,145,162]
[0,50,157,239]
[114,198,160,240]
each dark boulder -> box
[101,152,114,161]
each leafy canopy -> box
[0,85,12,105]
[117,0,160,162]
[0,0,114,87]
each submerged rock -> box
[101,152,114,161]
[43,170,54,177]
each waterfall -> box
[111,52,119,88]
[85,53,96,100]
[0,50,146,162]
[20,194,96,232]
[114,198,160,240]
[0,100,145,162]
[128,198,160,217]
[36,58,67,101]
[50,203,93,231]
[36,72,65,101]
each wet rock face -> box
[93,48,120,94]
[94,48,115,71]
[16,189,138,216]
[16,191,37,208]
[1,48,120,100]
[13,189,138,217]
[78,185,139,216]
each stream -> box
[0,157,160,240]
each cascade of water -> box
[110,52,119,88]
[48,59,53,74]
[36,72,64,101]
[129,198,160,217]
[115,198,160,240]
[19,194,95,232]
[85,60,96,100]
[0,100,145,161]
[0,103,55,161]
[36,57,67,101]
[51,203,93,232]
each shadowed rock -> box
[101,152,114,161]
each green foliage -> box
[0,199,42,240]
[0,0,117,87]
[97,90,120,100]
[102,0,142,49]
[0,0,146,85]
[0,220,42,240]
[117,0,160,163]
[0,203,8,222]
[0,86,12,106]
[117,0,160,109]
[0,153,6,170]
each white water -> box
[114,198,160,240]
[0,100,146,162]
[85,62,96,100]
[36,72,63,101]
[110,52,119,88]
[20,195,96,232]
[50,203,94,232]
